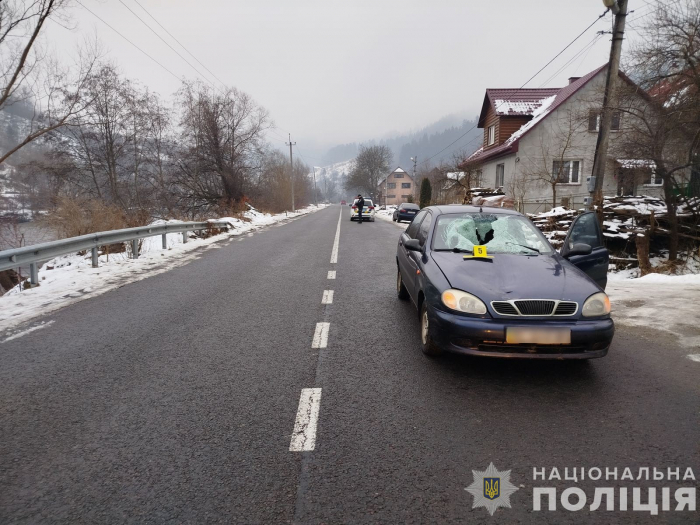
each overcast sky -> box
[48,0,648,159]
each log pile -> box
[530,196,700,256]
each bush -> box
[42,197,149,239]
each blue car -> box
[392,203,420,223]
[396,205,613,358]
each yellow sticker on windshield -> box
[473,245,488,258]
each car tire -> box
[397,268,409,300]
[393,217,397,222]
[420,302,443,357]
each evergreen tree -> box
[419,178,432,208]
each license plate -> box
[408,211,415,214]
[506,327,571,345]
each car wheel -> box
[393,216,397,222]
[397,268,409,300]
[420,302,443,357]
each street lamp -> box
[602,0,620,14]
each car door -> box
[561,211,609,289]
[412,211,433,297]
[398,210,427,299]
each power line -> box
[419,9,610,166]
[131,0,228,88]
[117,0,219,91]
[76,0,182,83]
[539,33,604,88]
[294,144,324,164]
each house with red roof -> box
[462,64,663,213]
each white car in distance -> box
[350,198,375,222]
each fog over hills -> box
[322,111,483,170]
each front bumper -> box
[431,308,614,359]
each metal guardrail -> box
[0,220,233,286]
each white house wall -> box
[479,70,665,214]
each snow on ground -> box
[607,274,700,354]
[0,205,326,334]
[375,206,406,229]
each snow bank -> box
[608,274,700,350]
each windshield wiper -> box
[434,247,472,253]
[506,242,540,254]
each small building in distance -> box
[378,167,416,206]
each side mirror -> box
[562,243,592,258]
[404,239,422,251]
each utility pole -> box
[312,166,318,207]
[286,134,296,211]
[589,0,628,212]
[410,156,418,203]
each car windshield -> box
[432,213,553,255]
[400,204,418,209]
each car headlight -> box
[581,292,611,317]
[441,289,487,315]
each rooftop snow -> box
[502,95,557,147]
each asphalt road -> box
[1,204,698,524]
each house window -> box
[643,169,663,186]
[487,125,496,145]
[387,194,396,198]
[553,160,581,184]
[394,173,404,178]
[495,164,504,187]
[387,182,396,189]
[401,182,411,189]
[588,110,620,131]
[401,194,411,199]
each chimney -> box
[568,77,581,85]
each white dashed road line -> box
[311,322,330,349]
[327,271,336,279]
[330,207,342,264]
[321,290,334,305]
[289,388,322,452]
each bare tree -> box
[0,1,101,164]
[345,144,392,196]
[520,108,586,209]
[612,0,700,260]
[175,81,270,213]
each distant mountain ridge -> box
[322,111,483,170]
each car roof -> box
[427,204,524,217]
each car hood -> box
[430,251,598,302]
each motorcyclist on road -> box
[356,194,365,224]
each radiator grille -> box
[490,300,578,316]
[514,300,556,316]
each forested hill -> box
[322,112,483,168]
